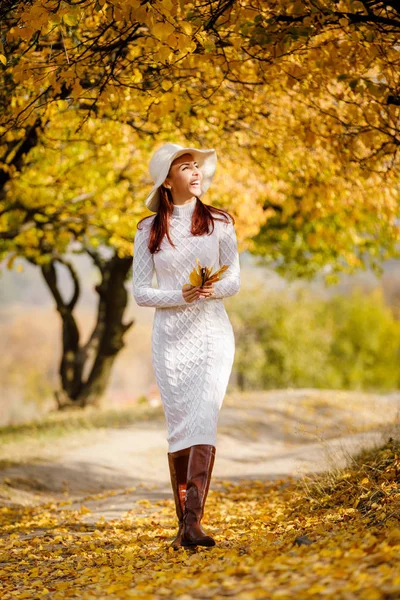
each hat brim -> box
[144,147,217,213]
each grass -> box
[299,431,400,529]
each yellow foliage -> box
[152,22,175,41]
[2,0,400,276]
[0,439,399,598]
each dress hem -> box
[168,433,217,453]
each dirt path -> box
[1,389,399,524]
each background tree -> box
[1,109,268,408]
[1,0,400,407]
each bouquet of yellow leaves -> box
[182,257,229,291]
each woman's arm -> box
[212,218,241,299]
[132,224,188,308]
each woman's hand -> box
[198,281,214,298]
[182,282,215,303]
[182,284,202,303]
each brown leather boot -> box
[167,447,190,550]
[181,444,216,547]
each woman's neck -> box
[171,197,197,217]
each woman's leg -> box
[181,444,216,547]
[167,447,191,549]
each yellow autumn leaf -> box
[181,22,192,36]
[189,267,202,286]
[7,253,16,269]
[63,12,78,26]
[161,79,173,91]
[152,22,175,40]
[187,257,228,287]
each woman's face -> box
[163,153,202,201]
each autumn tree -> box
[1,0,400,406]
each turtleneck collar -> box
[171,197,197,218]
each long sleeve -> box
[212,218,241,299]
[132,223,188,308]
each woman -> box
[132,142,241,549]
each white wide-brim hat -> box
[144,143,217,212]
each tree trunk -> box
[77,254,134,407]
[41,252,134,409]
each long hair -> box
[137,185,235,254]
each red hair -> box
[137,186,235,254]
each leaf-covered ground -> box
[1,438,399,600]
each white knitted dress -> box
[132,197,241,453]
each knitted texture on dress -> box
[132,198,240,307]
[132,197,240,452]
